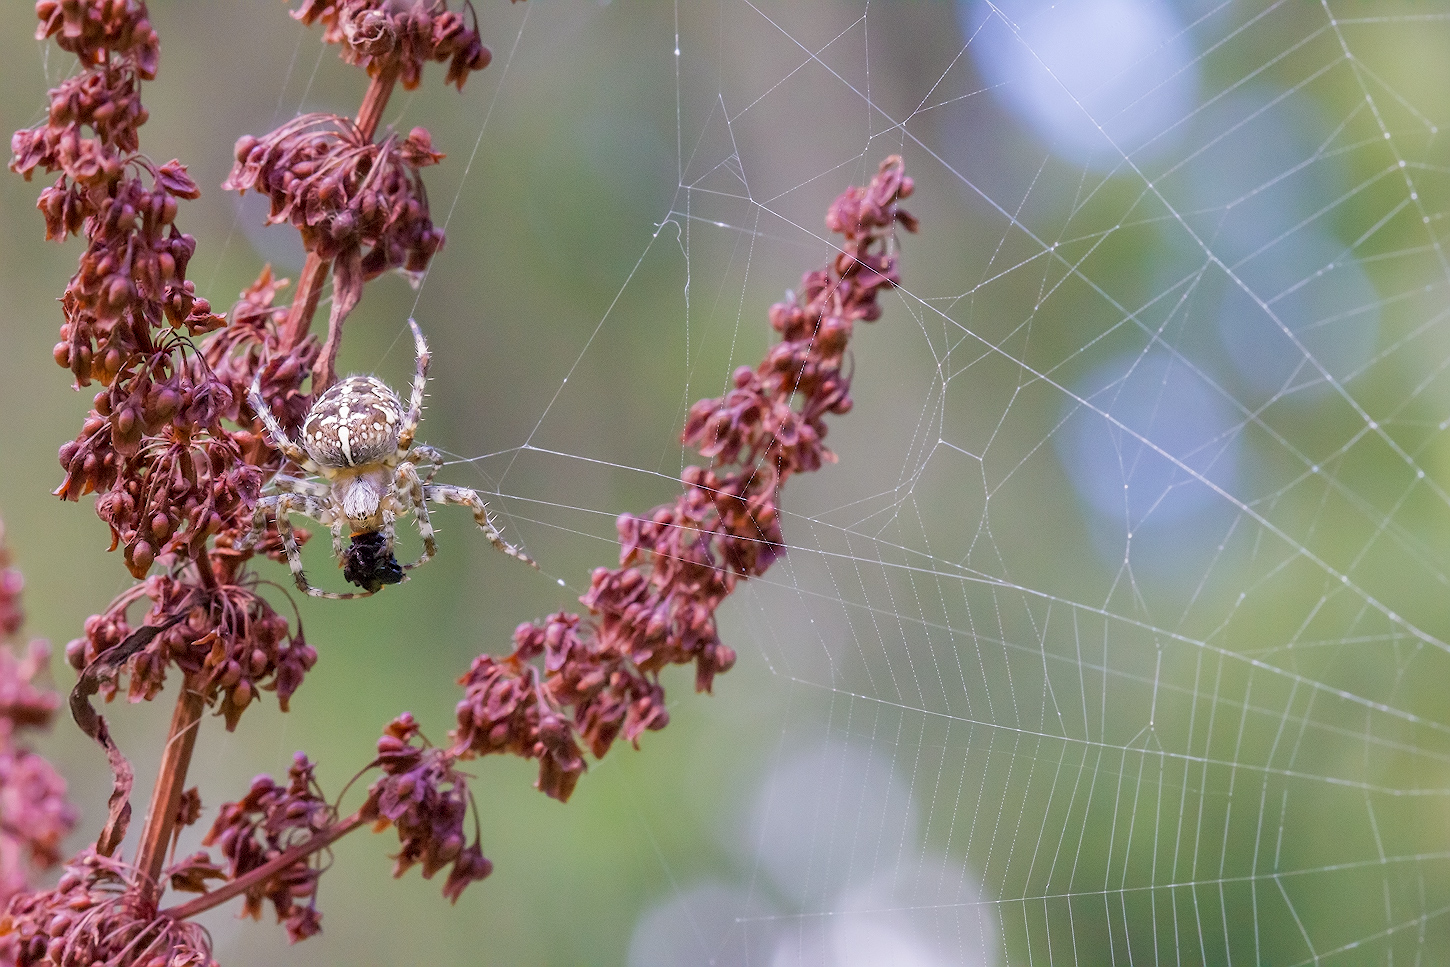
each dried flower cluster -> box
[224,119,447,337]
[292,0,496,90]
[449,156,917,802]
[5,0,914,961]
[359,715,491,902]
[68,573,316,730]
[14,0,295,590]
[182,753,333,942]
[7,850,215,967]
[164,715,490,925]
[0,525,78,939]
[15,0,232,582]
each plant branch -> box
[134,672,206,896]
[193,543,218,592]
[354,64,400,142]
[160,810,367,922]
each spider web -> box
[69,0,1450,964]
[396,1,1450,963]
[591,0,1450,961]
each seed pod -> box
[130,540,154,574]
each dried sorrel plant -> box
[0,524,79,967]
[3,1,915,963]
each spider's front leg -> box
[273,475,348,559]
[248,372,321,472]
[422,484,537,569]
[236,493,281,553]
[398,317,430,452]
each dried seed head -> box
[199,753,331,941]
[5,849,216,967]
[292,0,494,91]
[451,158,915,805]
[360,716,493,901]
[223,117,447,291]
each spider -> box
[239,317,536,599]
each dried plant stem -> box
[354,64,400,143]
[309,275,350,392]
[279,255,330,352]
[193,544,219,591]
[283,65,402,388]
[161,810,367,921]
[135,672,206,894]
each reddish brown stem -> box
[135,672,206,896]
[278,253,330,352]
[160,810,367,921]
[281,65,402,377]
[309,293,350,393]
[192,543,219,591]
[354,65,400,142]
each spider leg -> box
[248,372,322,473]
[405,444,444,485]
[397,318,430,452]
[238,477,340,552]
[272,474,331,497]
[395,463,438,572]
[271,476,348,557]
[236,493,284,552]
[254,491,373,599]
[380,508,398,556]
[423,484,537,569]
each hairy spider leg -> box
[261,492,375,599]
[378,507,399,555]
[237,487,343,561]
[248,373,321,473]
[397,317,430,452]
[420,484,537,568]
[244,476,348,558]
[394,461,439,572]
[271,474,331,497]
[405,444,444,484]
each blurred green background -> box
[4,1,1450,964]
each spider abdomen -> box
[303,375,404,469]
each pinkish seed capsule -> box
[217,661,242,688]
[152,387,180,420]
[106,276,132,308]
[115,407,137,436]
[131,540,154,572]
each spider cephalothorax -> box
[239,318,535,599]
